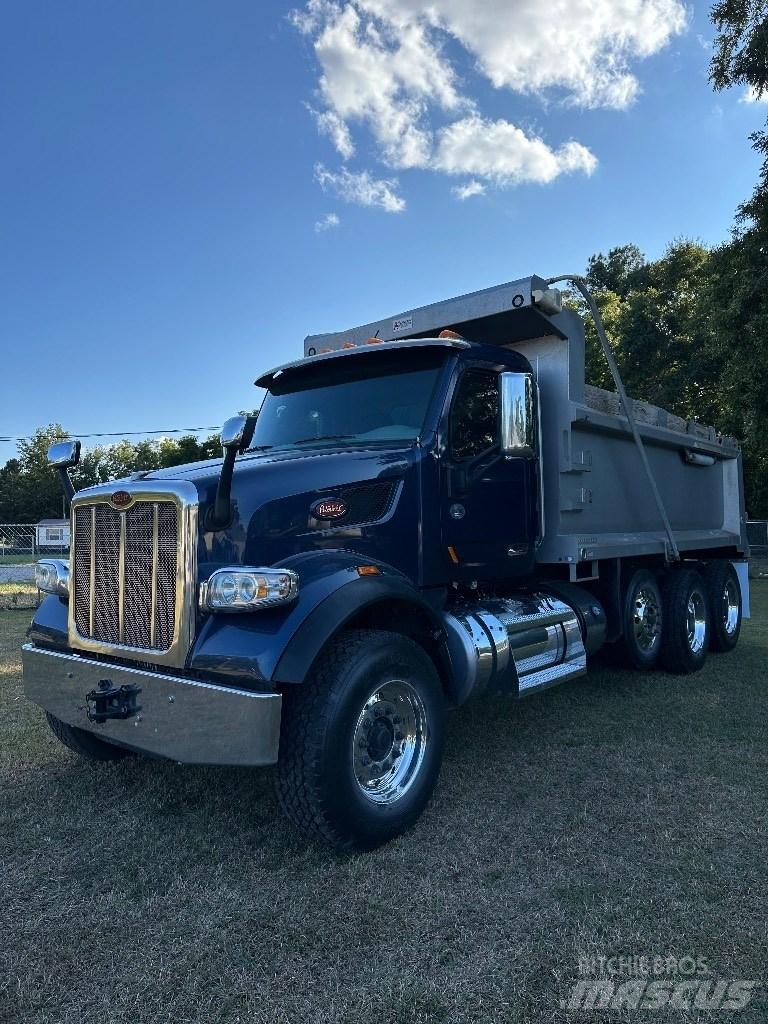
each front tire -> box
[276,629,445,850]
[46,712,134,761]
[660,568,710,674]
[702,560,742,652]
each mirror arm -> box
[206,415,257,531]
[57,467,76,505]
[209,447,238,530]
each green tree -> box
[707,0,768,515]
[576,241,720,421]
[711,0,768,224]
[0,459,22,521]
[13,425,70,521]
[586,244,649,296]
[0,426,223,521]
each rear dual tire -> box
[702,560,742,652]
[621,569,663,670]
[660,568,710,674]
[621,560,741,674]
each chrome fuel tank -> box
[442,592,595,701]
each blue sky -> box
[1,0,764,466]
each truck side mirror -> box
[48,440,81,468]
[47,440,81,504]
[221,416,256,453]
[209,415,257,530]
[500,372,537,457]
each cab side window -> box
[450,369,499,460]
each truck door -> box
[441,365,537,581]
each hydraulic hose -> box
[545,274,680,562]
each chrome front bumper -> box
[22,644,281,766]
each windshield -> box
[253,349,446,450]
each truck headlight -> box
[35,559,69,598]
[200,567,299,612]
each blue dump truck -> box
[23,275,749,849]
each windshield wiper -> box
[290,434,356,445]
[244,444,273,452]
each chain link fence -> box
[747,521,768,578]
[0,524,36,561]
[0,523,70,558]
[747,521,768,551]
[0,524,47,607]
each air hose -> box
[545,274,680,562]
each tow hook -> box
[86,679,143,724]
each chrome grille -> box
[72,500,178,652]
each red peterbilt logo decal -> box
[111,490,132,508]
[312,498,348,520]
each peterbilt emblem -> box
[312,498,348,520]
[111,490,132,508]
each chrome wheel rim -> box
[352,680,428,805]
[633,587,661,652]
[722,580,740,636]
[687,590,707,653]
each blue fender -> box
[27,594,69,648]
[189,550,450,686]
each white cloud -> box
[312,108,355,159]
[301,1,461,168]
[293,0,685,206]
[314,212,341,232]
[452,180,485,200]
[437,117,597,185]
[740,86,768,104]
[358,0,687,108]
[315,163,405,212]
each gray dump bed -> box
[305,276,747,566]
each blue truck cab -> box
[23,275,749,849]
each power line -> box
[0,426,221,443]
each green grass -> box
[0,554,38,565]
[1,590,767,1023]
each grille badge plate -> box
[111,490,132,508]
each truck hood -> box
[135,444,420,576]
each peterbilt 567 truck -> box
[23,275,749,850]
